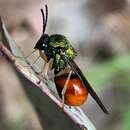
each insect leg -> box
[43,62,49,79]
[61,70,72,108]
[56,67,72,77]
[25,50,37,58]
[23,55,40,67]
[15,50,36,59]
[37,61,47,84]
[44,58,53,79]
[15,49,40,67]
[37,58,53,84]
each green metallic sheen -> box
[35,34,77,74]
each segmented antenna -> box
[40,4,48,34]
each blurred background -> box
[0,0,130,130]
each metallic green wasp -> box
[35,34,77,74]
[28,5,108,114]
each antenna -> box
[40,4,48,34]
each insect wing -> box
[60,53,109,114]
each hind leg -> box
[61,70,72,108]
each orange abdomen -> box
[54,73,88,106]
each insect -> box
[27,5,108,114]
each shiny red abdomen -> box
[54,73,88,106]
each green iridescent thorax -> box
[46,34,77,74]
